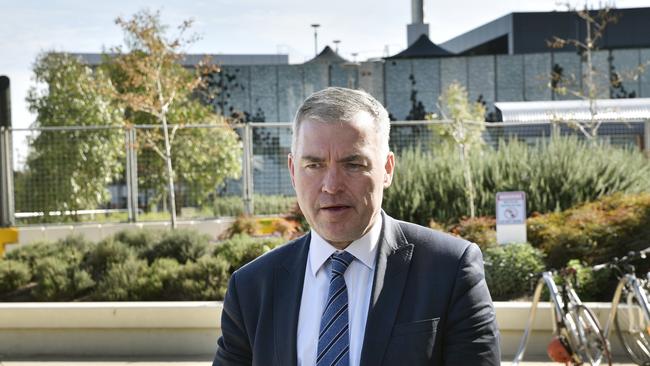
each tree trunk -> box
[161,114,177,229]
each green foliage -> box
[93,256,149,301]
[214,234,285,274]
[528,193,650,268]
[384,136,650,225]
[22,52,124,220]
[145,229,211,264]
[33,256,94,301]
[112,229,160,255]
[436,81,487,133]
[174,255,230,300]
[484,243,546,301]
[562,259,615,302]
[434,81,486,218]
[0,229,290,301]
[105,9,242,216]
[0,260,31,293]
[6,241,62,271]
[213,195,298,217]
[144,258,183,299]
[28,236,95,301]
[82,238,136,280]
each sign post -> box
[0,76,18,255]
[496,191,526,244]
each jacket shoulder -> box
[394,219,479,258]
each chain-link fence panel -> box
[132,124,243,221]
[12,127,127,224]
[7,120,647,224]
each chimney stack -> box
[407,0,429,46]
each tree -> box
[434,81,486,218]
[546,3,647,140]
[106,9,241,227]
[23,53,124,221]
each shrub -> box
[384,136,650,225]
[222,215,258,239]
[19,235,95,301]
[6,241,61,271]
[82,238,135,280]
[214,234,285,274]
[448,216,497,250]
[174,255,230,300]
[93,256,149,301]
[484,243,545,301]
[33,256,94,301]
[0,260,31,294]
[384,147,465,225]
[145,258,182,300]
[528,193,650,268]
[285,202,310,233]
[145,229,210,264]
[562,259,615,302]
[113,229,160,255]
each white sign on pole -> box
[496,191,527,244]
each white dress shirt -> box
[297,215,382,366]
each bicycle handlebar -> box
[591,245,649,272]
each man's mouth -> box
[320,205,351,212]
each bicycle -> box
[593,248,650,365]
[512,267,612,366]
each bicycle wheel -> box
[574,304,612,366]
[615,292,650,365]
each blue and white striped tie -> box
[317,250,355,366]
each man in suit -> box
[213,87,500,366]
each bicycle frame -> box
[601,273,650,340]
[512,271,605,365]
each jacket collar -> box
[360,211,414,366]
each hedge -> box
[384,136,650,225]
[527,193,650,269]
[1,230,285,302]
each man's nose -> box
[321,166,343,194]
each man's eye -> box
[346,163,364,170]
[305,163,321,169]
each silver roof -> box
[495,98,650,123]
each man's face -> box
[289,111,395,249]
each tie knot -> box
[330,251,355,277]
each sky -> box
[2,0,650,134]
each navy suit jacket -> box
[213,212,500,366]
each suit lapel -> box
[274,233,310,366]
[360,213,414,366]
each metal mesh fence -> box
[12,127,127,224]
[8,120,648,224]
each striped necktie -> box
[317,250,355,366]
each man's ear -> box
[383,152,395,188]
[288,153,296,188]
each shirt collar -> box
[309,214,382,276]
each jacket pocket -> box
[384,318,440,364]
[391,317,439,337]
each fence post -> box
[0,76,15,227]
[125,127,139,222]
[242,123,254,215]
